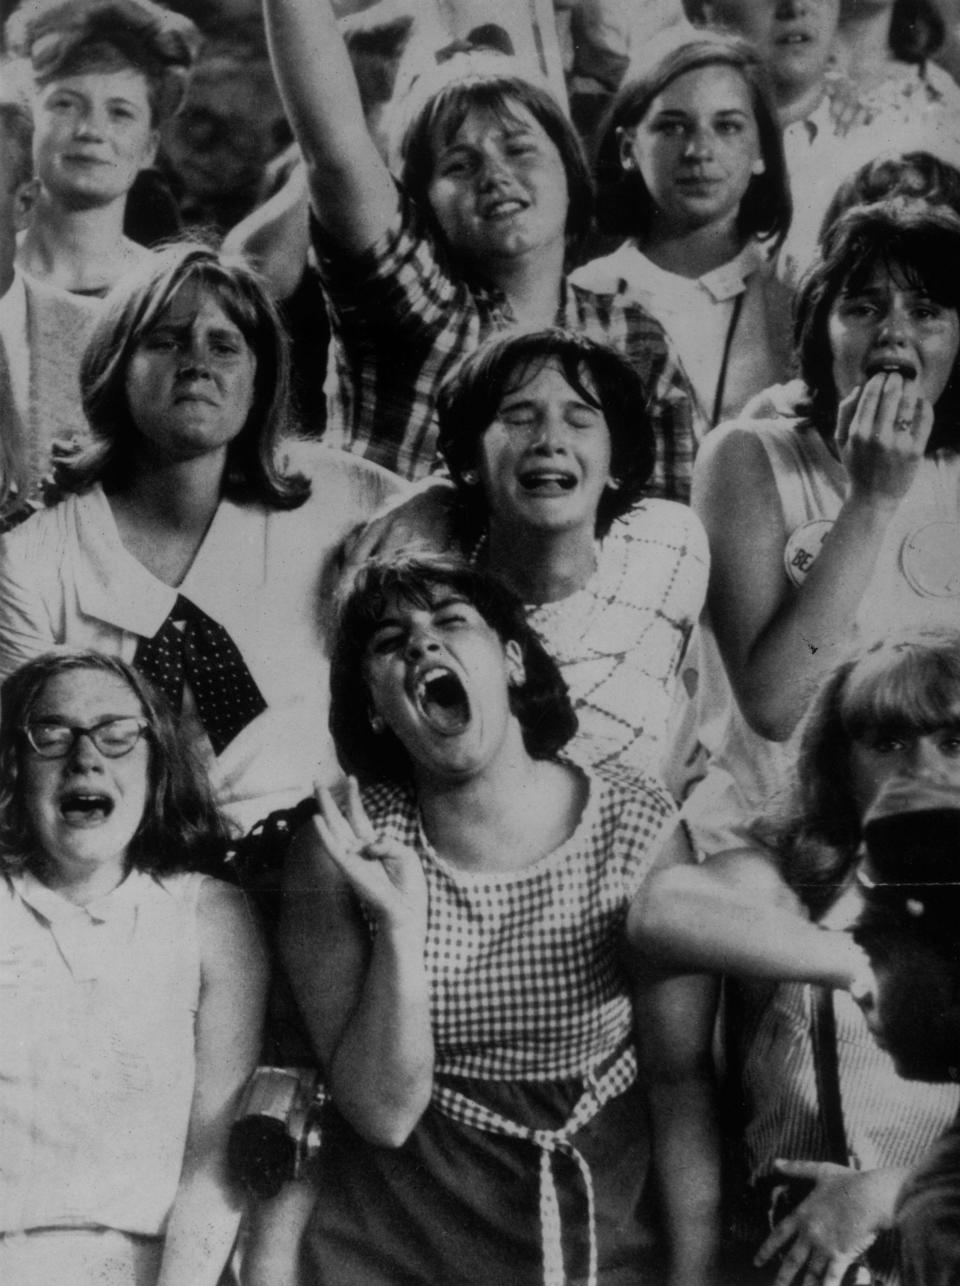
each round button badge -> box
[783,519,834,587]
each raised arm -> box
[157,881,268,1286]
[222,151,310,301]
[262,0,398,251]
[280,781,434,1146]
[692,385,929,740]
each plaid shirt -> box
[313,189,697,499]
[361,759,675,1082]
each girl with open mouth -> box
[0,649,266,1285]
[686,201,960,866]
[280,554,722,1286]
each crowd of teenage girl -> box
[1,0,960,1283]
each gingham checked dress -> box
[302,761,676,1286]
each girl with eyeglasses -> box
[0,649,267,1286]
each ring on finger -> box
[894,416,913,431]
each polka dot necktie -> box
[134,594,267,755]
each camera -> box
[228,1066,324,1198]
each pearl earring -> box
[370,713,385,734]
[751,158,766,176]
[461,470,479,486]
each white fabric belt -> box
[432,1043,637,1286]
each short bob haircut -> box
[777,627,960,918]
[436,328,655,544]
[796,203,960,449]
[593,32,791,245]
[0,649,231,877]
[60,242,310,508]
[394,52,594,264]
[819,151,960,243]
[6,0,199,125]
[329,555,577,785]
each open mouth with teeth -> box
[865,358,918,381]
[59,791,115,825]
[483,198,527,221]
[518,471,577,495]
[414,668,471,735]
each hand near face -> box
[313,778,428,938]
[835,372,933,507]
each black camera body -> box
[228,1066,324,1198]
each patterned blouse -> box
[359,761,677,1286]
[525,501,708,781]
[313,187,697,498]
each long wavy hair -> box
[57,242,309,508]
[778,628,960,918]
[0,650,231,877]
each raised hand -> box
[313,778,428,938]
[836,371,933,506]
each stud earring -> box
[461,470,479,486]
[370,713,385,734]
[751,158,766,176]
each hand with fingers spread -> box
[755,1160,903,1286]
[313,778,428,939]
[835,371,933,507]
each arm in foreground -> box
[157,882,269,1286]
[280,781,434,1146]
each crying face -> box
[363,590,524,774]
[21,669,151,879]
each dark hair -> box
[819,151,960,241]
[779,628,960,917]
[59,241,309,508]
[889,0,945,63]
[593,32,791,244]
[329,555,577,785]
[395,55,594,263]
[0,68,34,189]
[0,649,231,876]
[796,203,960,447]
[436,328,655,544]
[6,0,199,125]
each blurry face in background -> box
[160,49,286,216]
[0,119,37,286]
[33,66,157,209]
[620,63,762,236]
[703,0,839,99]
